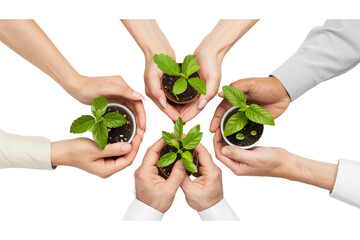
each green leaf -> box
[245,104,275,126]
[188,124,200,135]
[182,132,203,150]
[238,107,247,112]
[91,122,108,149]
[222,86,247,108]
[173,77,187,95]
[182,154,197,173]
[91,97,108,121]
[174,117,183,140]
[70,115,95,133]
[188,78,206,95]
[102,112,127,128]
[185,64,200,77]
[153,53,180,76]
[182,54,197,75]
[182,151,193,162]
[236,133,245,140]
[251,130,257,136]
[157,152,177,168]
[162,131,180,149]
[224,112,248,137]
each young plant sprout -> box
[157,117,202,173]
[223,86,275,137]
[153,53,206,100]
[70,97,127,149]
[236,133,245,140]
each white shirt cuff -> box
[198,199,239,221]
[123,199,164,221]
[0,129,52,170]
[330,159,360,208]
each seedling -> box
[153,53,206,100]
[250,130,257,136]
[223,86,275,137]
[70,97,127,149]
[157,117,202,173]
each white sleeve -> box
[272,20,360,101]
[123,199,164,221]
[198,199,239,221]
[0,129,52,170]
[330,159,360,208]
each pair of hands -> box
[211,76,292,177]
[51,74,146,178]
[134,138,223,213]
[144,47,221,123]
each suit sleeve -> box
[272,20,360,101]
[0,129,52,169]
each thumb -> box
[99,142,132,158]
[165,161,187,189]
[220,146,252,163]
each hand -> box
[180,48,222,123]
[180,144,223,212]
[210,77,290,133]
[51,136,141,178]
[213,129,285,176]
[213,129,337,190]
[134,138,186,213]
[69,74,146,141]
[144,52,181,122]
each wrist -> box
[50,140,72,167]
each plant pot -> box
[106,103,136,144]
[157,143,198,179]
[162,63,200,104]
[221,106,264,149]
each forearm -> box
[0,20,78,91]
[196,19,259,61]
[275,151,338,191]
[121,19,174,59]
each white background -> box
[1,1,360,239]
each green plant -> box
[223,86,275,137]
[153,53,206,100]
[157,117,202,173]
[70,97,127,149]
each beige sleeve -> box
[0,129,53,170]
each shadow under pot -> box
[162,63,200,104]
[221,106,264,149]
[157,143,198,179]
[106,103,136,144]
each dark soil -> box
[162,63,200,103]
[158,143,198,179]
[106,106,134,143]
[223,108,264,146]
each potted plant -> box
[70,96,136,149]
[221,86,275,149]
[153,53,206,104]
[157,117,202,179]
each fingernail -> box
[221,147,231,156]
[218,91,224,96]
[159,97,167,108]
[122,143,131,153]
[132,91,146,101]
[198,99,207,109]
[178,161,185,170]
